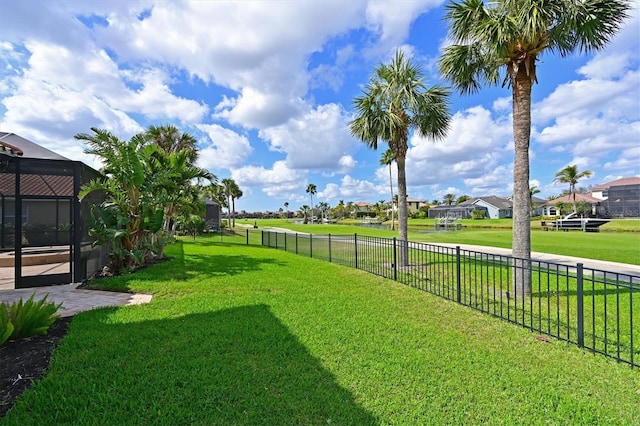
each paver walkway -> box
[0,283,152,317]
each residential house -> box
[591,177,640,218]
[541,193,603,217]
[406,197,423,214]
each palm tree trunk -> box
[512,70,533,297]
[232,197,236,228]
[396,154,409,266]
[388,164,395,231]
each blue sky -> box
[1,1,638,213]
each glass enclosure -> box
[0,155,106,290]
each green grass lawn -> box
[236,219,640,265]
[4,238,640,424]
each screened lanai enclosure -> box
[0,132,106,290]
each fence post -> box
[576,263,584,348]
[456,246,462,303]
[261,230,264,246]
[310,234,313,258]
[246,228,249,245]
[393,237,397,281]
[284,232,287,251]
[328,234,332,263]
[295,233,299,254]
[354,233,358,269]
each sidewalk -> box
[0,282,152,317]
[434,243,640,279]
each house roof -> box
[355,201,371,207]
[544,193,601,205]
[406,197,422,203]
[0,173,73,197]
[460,195,512,210]
[0,132,70,161]
[592,177,640,191]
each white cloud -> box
[0,40,206,156]
[319,175,386,201]
[259,103,357,170]
[462,164,513,196]
[231,160,307,199]
[195,124,253,170]
[406,105,512,186]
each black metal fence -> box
[260,230,639,368]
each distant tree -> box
[456,195,471,204]
[222,178,240,227]
[300,205,311,224]
[443,194,455,206]
[431,199,439,205]
[306,184,317,219]
[529,185,541,214]
[554,165,593,209]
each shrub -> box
[1,292,62,345]
[471,209,486,220]
[0,303,14,346]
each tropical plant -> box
[380,148,396,230]
[306,184,317,219]
[76,126,214,272]
[439,0,630,295]
[0,303,14,346]
[351,49,451,264]
[554,165,593,208]
[2,293,61,344]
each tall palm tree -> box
[554,165,593,208]
[284,201,289,218]
[439,0,630,295]
[351,50,451,264]
[306,183,317,220]
[380,148,396,230]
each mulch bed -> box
[0,317,72,418]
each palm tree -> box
[145,124,198,163]
[230,184,243,227]
[443,193,455,206]
[439,0,630,295]
[284,201,289,218]
[380,148,396,230]
[554,165,593,209]
[529,185,541,215]
[351,50,451,264]
[221,178,238,227]
[456,195,470,204]
[300,205,311,224]
[306,183,317,220]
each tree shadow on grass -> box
[4,305,378,425]
[183,254,288,278]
